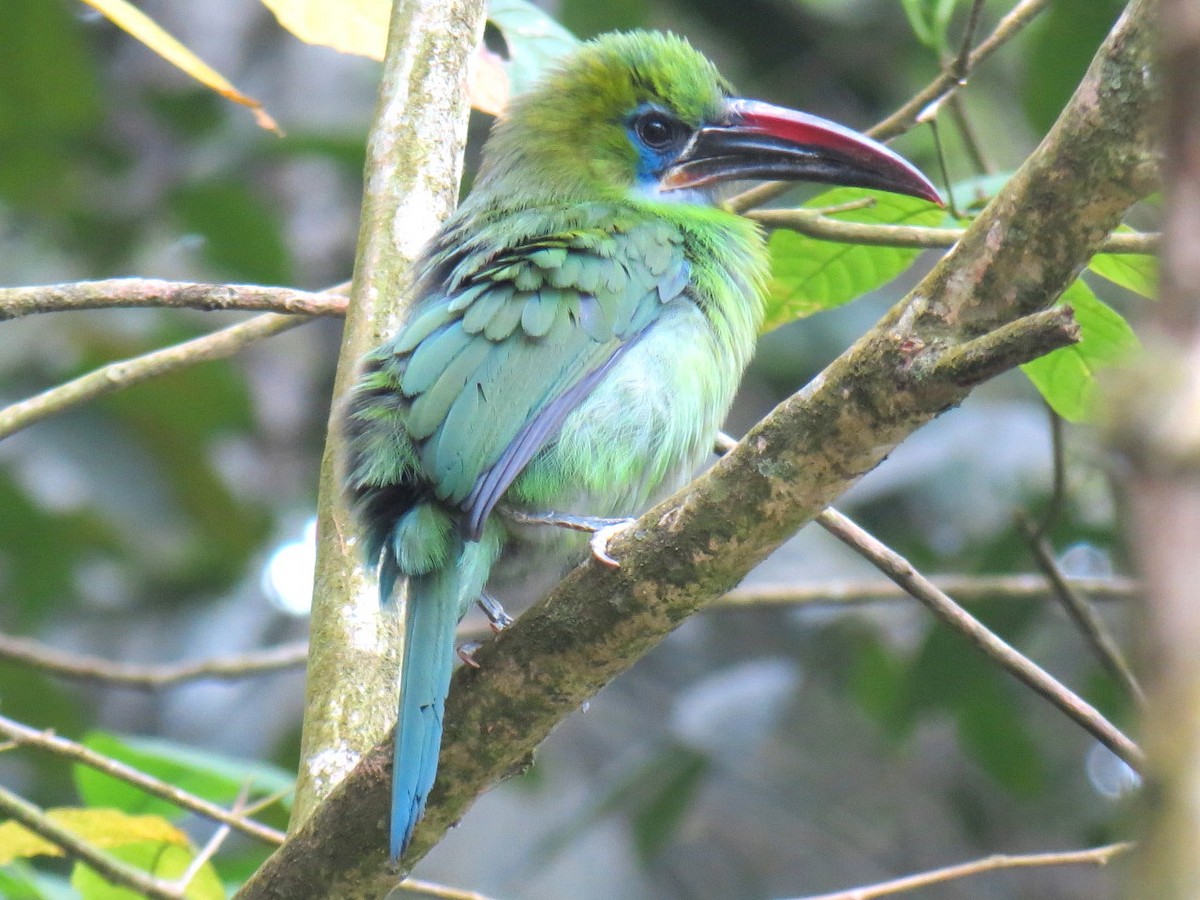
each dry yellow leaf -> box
[0,807,188,864]
[81,0,281,133]
[260,0,512,114]
[259,0,391,60]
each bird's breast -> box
[512,299,747,516]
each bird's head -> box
[478,31,940,207]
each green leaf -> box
[558,0,645,38]
[169,180,292,284]
[629,749,709,862]
[0,0,102,211]
[900,0,961,50]
[899,0,934,45]
[1020,280,1140,422]
[1022,0,1124,133]
[1088,230,1157,299]
[956,677,1044,795]
[0,861,74,900]
[0,866,45,900]
[488,0,579,96]
[762,187,945,333]
[71,841,224,900]
[849,634,910,739]
[74,733,293,820]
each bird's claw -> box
[457,642,484,669]
[589,518,636,569]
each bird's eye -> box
[635,111,685,151]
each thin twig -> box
[948,93,993,174]
[747,209,1159,254]
[729,0,1052,213]
[0,313,306,440]
[397,878,501,899]
[782,842,1132,900]
[924,116,961,215]
[950,0,989,82]
[0,633,308,689]
[0,713,286,845]
[0,279,348,321]
[1034,405,1067,539]
[815,507,1145,770]
[718,575,1140,608]
[0,573,1141,688]
[873,0,1052,141]
[169,782,249,894]
[0,783,179,900]
[1017,515,1146,706]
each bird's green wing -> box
[352,208,690,539]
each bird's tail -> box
[392,567,460,858]
[388,507,502,858]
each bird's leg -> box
[476,591,513,633]
[503,509,636,568]
[457,593,513,669]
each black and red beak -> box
[663,98,942,205]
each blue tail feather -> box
[391,571,459,857]
[388,522,502,858]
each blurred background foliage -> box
[0,0,1142,897]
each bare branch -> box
[749,208,1159,254]
[815,508,1144,770]
[169,783,249,894]
[1017,515,1146,705]
[0,783,180,900]
[0,573,1140,691]
[718,574,1140,608]
[397,878,500,900]
[0,713,286,846]
[0,313,306,440]
[784,842,1132,900]
[0,279,347,321]
[872,0,1052,141]
[0,634,308,689]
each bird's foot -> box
[476,591,513,633]
[457,641,484,669]
[588,518,636,569]
[503,509,637,568]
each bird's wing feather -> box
[358,210,689,539]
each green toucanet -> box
[342,30,940,857]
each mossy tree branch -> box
[290,0,487,831]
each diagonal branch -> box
[0,313,307,440]
[0,713,286,845]
[236,0,1158,894]
[815,507,1143,769]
